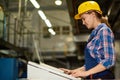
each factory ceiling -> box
[0,0,120,38]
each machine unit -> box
[27,61,81,80]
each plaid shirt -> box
[86,23,115,69]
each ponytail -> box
[101,17,111,28]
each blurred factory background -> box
[0,0,120,80]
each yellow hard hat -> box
[74,1,102,19]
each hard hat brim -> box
[74,14,81,20]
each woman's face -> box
[81,12,95,29]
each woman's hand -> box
[59,66,89,78]
[70,70,89,78]
[59,68,72,74]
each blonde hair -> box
[93,11,111,28]
[101,16,111,28]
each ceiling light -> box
[30,0,40,8]
[48,28,56,35]
[38,10,46,20]
[45,19,52,28]
[55,0,62,6]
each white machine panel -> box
[27,61,81,80]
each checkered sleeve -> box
[99,28,115,69]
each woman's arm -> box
[71,63,106,78]
[86,63,106,76]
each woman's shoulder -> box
[100,23,113,33]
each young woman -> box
[60,1,115,79]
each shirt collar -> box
[92,23,105,34]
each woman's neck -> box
[93,18,101,29]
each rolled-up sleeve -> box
[99,28,115,69]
